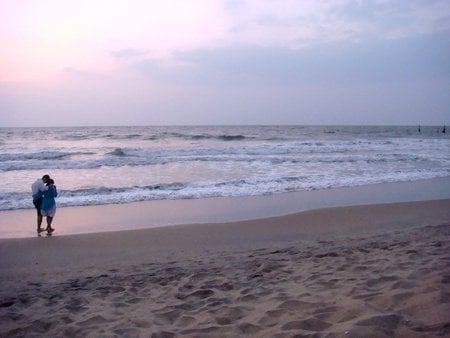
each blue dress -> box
[41,185,57,213]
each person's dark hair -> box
[47,179,54,186]
[42,174,50,183]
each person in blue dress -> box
[41,179,58,235]
[31,174,50,234]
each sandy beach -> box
[1,198,449,337]
[2,0,450,335]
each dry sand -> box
[0,199,449,337]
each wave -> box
[50,125,446,143]
[104,133,143,139]
[0,183,190,211]
[64,183,187,197]
[0,145,442,171]
[0,151,79,162]
[189,134,247,141]
[218,135,246,141]
[2,170,449,211]
[106,148,128,156]
[81,130,250,142]
[51,129,252,142]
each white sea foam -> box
[0,125,449,211]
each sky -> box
[0,0,449,127]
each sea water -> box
[0,125,449,211]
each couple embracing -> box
[32,174,57,235]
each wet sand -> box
[2,176,450,238]
[1,199,449,337]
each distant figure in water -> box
[41,179,58,235]
[31,174,50,234]
[418,125,421,133]
[443,125,446,134]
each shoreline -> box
[2,176,450,238]
[1,199,449,337]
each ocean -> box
[0,125,449,212]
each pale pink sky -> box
[1,0,449,126]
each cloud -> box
[135,30,450,87]
[220,0,450,48]
[2,0,449,83]
[1,0,450,126]
[63,67,98,77]
[111,48,150,59]
[332,0,450,38]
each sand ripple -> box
[1,223,449,337]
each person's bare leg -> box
[37,213,44,233]
[46,217,55,234]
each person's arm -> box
[39,180,48,192]
[32,191,43,200]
